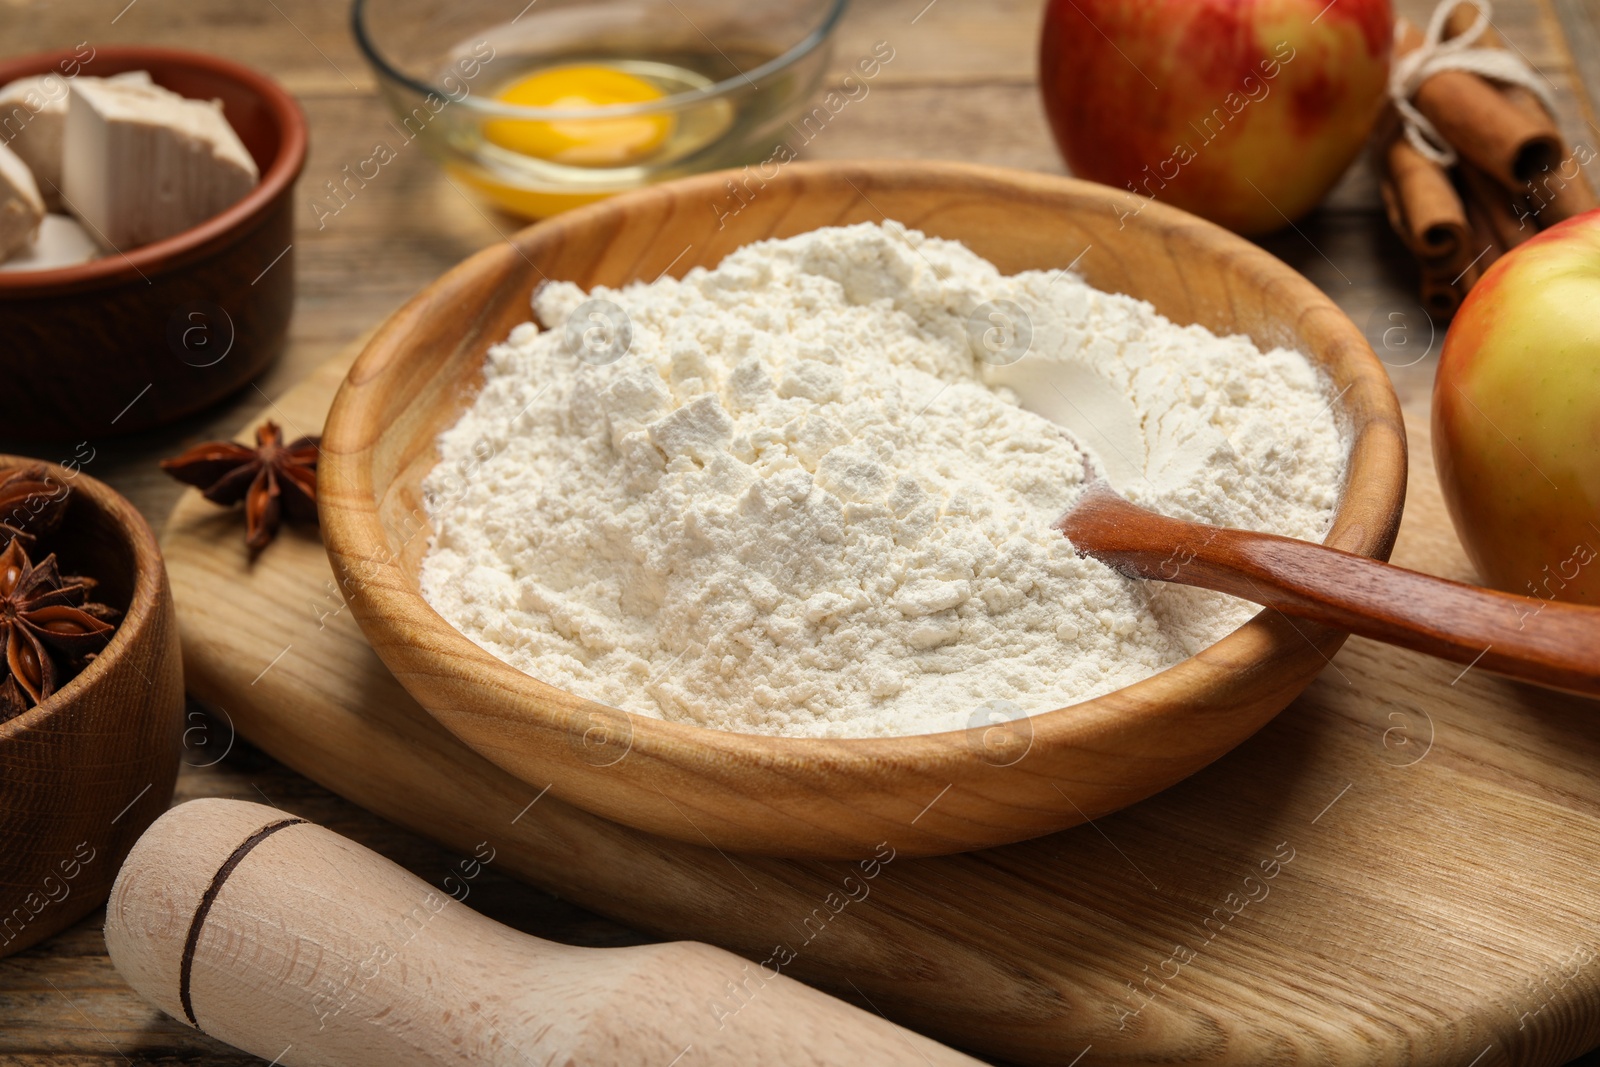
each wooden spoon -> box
[104,798,981,1067]
[1056,480,1600,697]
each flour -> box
[419,222,1346,738]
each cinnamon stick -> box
[1457,162,1535,251]
[1378,170,1458,318]
[1377,9,1590,318]
[1418,271,1464,320]
[1414,196,1496,320]
[1459,187,1505,280]
[1442,5,1599,224]
[1382,124,1470,263]
[1397,19,1564,192]
[1504,96,1599,224]
[1533,165,1599,225]
[1377,140,1464,318]
[1373,98,1472,317]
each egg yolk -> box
[484,65,674,167]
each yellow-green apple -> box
[1039,0,1392,235]
[1433,208,1600,605]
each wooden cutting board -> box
[161,346,1600,1067]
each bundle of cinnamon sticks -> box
[1376,4,1597,318]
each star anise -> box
[0,463,71,549]
[0,538,118,721]
[160,420,321,556]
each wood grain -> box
[2,0,1600,1060]
[147,334,1600,1067]
[106,798,979,1067]
[0,460,184,960]
[319,161,1407,859]
[1057,481,1600,696]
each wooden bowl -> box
[0,459,185,957]
[0,47,307,439]
[321,162,1407,859]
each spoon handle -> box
[1057,484,1600,696]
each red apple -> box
[1433,208,1600,606]
[1039,0,1392,235]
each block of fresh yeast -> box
[0,139,44,262]
[0,71,152,211]
[0,213,98,272]
[63,77,257,252]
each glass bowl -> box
[352,0,849,218]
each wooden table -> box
[2,0,1598,1062]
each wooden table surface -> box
[2,0,1598,1063]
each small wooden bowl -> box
[0,459,185,958]
[0,47,307,439]
[321,162,1407,859]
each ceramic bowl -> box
[319,161,1407,859]
[0,458,185,957]
[0,46,307,439]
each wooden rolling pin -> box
[105,799,982,1067]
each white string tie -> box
[1389,0,1558,165]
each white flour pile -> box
[419,222,1345,738]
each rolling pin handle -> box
[106,799,980,1066]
